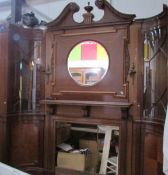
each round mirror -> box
[67,41,109,86]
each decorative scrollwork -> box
[95,0,105,9]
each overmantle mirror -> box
[67,41,109,86]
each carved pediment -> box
[47,2,80,30]
[95,0,135,24]
[47,0,135,31]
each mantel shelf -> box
[41,100,131,108]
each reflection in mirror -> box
[55,122,119,174]
[68,41,109,86]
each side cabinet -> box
[2,24,46,174]
[130,5,168,175]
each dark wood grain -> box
[8,114,45,168]
[0,28,8,162]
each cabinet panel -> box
[0,31,8,114]
[0,29,8,162]
[0,118,7,162]
[141,123,163,175]
[0,97,7,115]
[8,115,44,168]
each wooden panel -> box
[0,98,7,115]
[0,118,7,162]
[10,123,39,165]
[0,29,8,162]
[132,121,142,175]
[141,122,163,175]
[0,32,8,115]
[55,167,99,175]
[128,22,143,121]
[21,167,54,175]
[143,134,163,175]
[56,106,121,119]
[45,28,129,102]
[8,114,44,168]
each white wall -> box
[0,0,168,22]
[0,10,10,21]
[24,0,168,22]
[112,0,168,19]
[25,0,105,23]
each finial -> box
[83,1,94,24]
[84,2,93,13]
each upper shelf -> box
[41,99,131,108]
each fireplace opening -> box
[55,122,119,175]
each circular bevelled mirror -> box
[67,41,109,86]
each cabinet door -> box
[0,31,8,115]
[8,115,44,168]
[0,31,8,162]
[141,125,163,175]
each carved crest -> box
[47,0,135,31]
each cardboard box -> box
[57,152,90,171]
